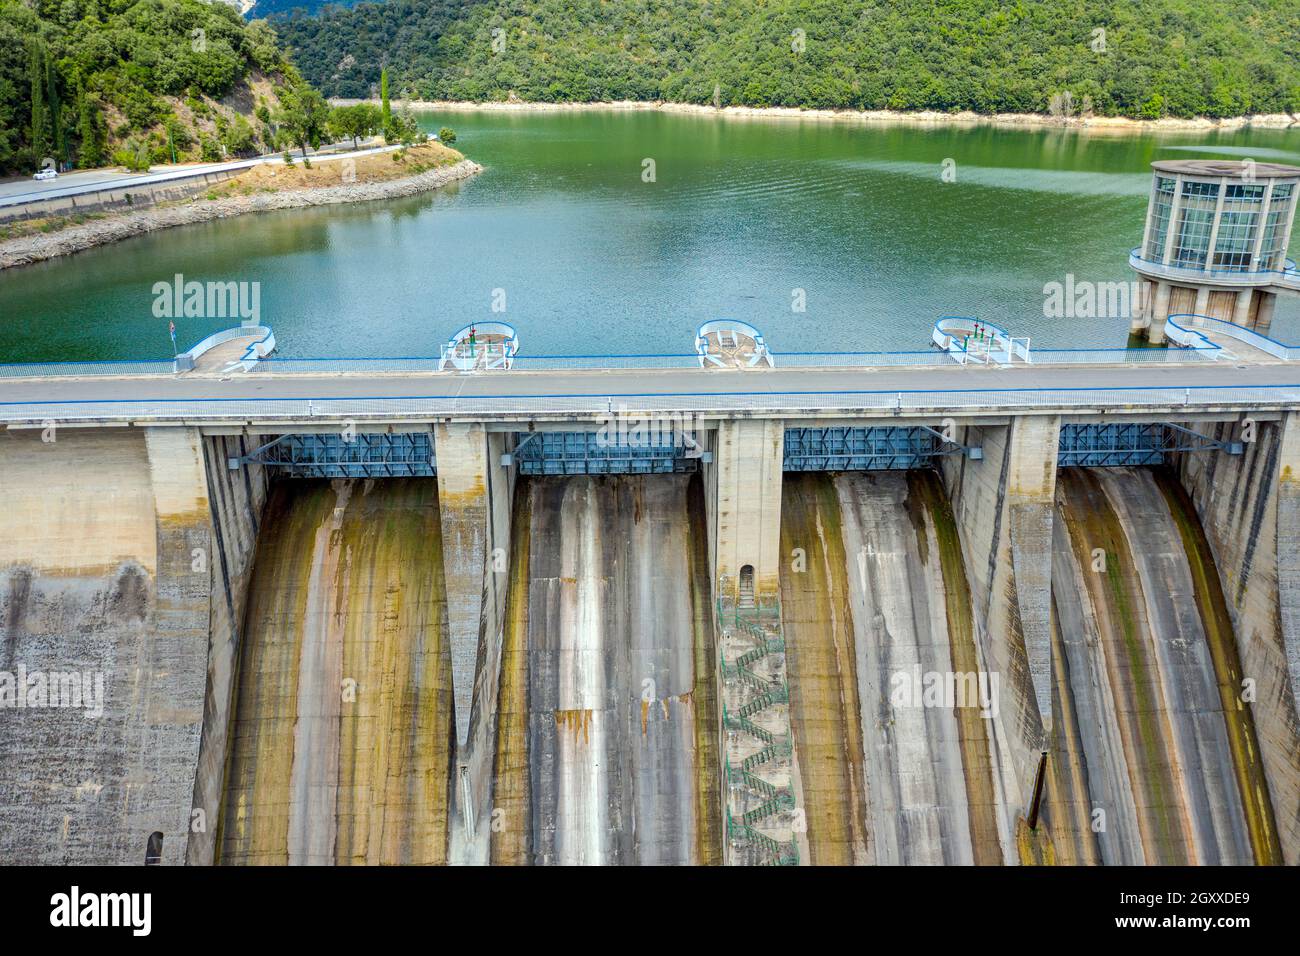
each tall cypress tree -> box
[46,52,64,165]
[380,67,391,132]
[28,40,51,162]
[76,80,103,168]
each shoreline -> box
[0,159,482,270]
[346,98,1299,132]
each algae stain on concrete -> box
[512,474,717,864]
[907,470,1002,865]
[490,482,533,865]
[778,472,870,865]
[217,478,452,865]
[1155,470,1283,865]
[1056,469,1188,862]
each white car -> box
[33,168,58,181]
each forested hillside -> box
[271,0,476,98]
[0,0,310,174]
[273,0,1300,118]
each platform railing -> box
[1167,313,1300,361]
[10,383,1300,424]
[1129,247,1300,288]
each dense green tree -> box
[276,80,330,157]
[75,81,106,167]
[28,39,51,163]
[329,101,381,147]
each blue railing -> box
[1129,247,1300,286]
[1167,312,1300,361]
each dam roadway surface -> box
[3,359,1300,421]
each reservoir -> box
[1,110,1296,362]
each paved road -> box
[2,360,1300,423]
[1,359,1298,402]
[0,143,401,210]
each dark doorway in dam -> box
[144,831,163,865]
[510,430,705,475]
[739,565,755,607]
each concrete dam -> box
[3,401,1299,867]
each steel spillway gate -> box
[1056,422,1242,468]
[508,430,708,476]
[782,426,981,472]
[229,432,437,478]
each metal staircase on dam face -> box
[718,602,800,866]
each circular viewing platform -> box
[440,322,518,371]
[696,320,774,369]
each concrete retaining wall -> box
[185,434,269,865]
[2,169,243,223]
[940,415,1059,848]
[0,426,213,864]
[1176,414,1300,863]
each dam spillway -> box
[491,474,720,865]
[217,478,453,865]
[779,471,1002,865]
[3,409,1299,867]
[1041,466,1281,865]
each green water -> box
[1,111,1297,362]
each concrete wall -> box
[0,426,213,865]
[434,422,491,751]
[449,429,517,862]
[185,434,268,865]
[940,414,1059,845]
[1176,414,1300,863]
[1,169,242,223]
[708,419,784,605]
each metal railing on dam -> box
[6,383,1300,424]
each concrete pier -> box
[940,415,1059,839]
[706,419,784,605]
[433,421,492,751]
